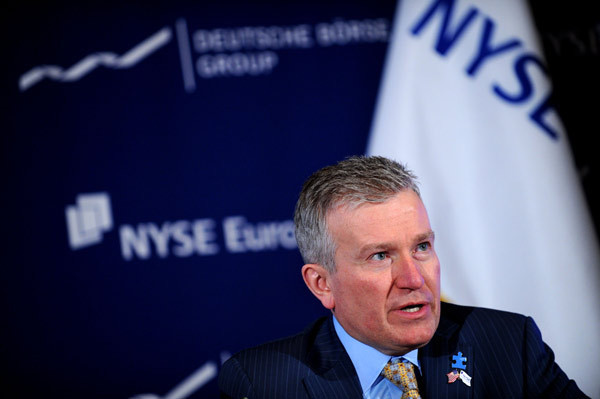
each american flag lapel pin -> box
[446,370,460,383]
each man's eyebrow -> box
[356,231,435,257]
[356,242,395,257]
[416,230,436,243]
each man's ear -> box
[301,264,335,310]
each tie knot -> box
[382,358,421,399]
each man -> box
[219,156,587,398]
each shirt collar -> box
[333,315,420,394]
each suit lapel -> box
[419,305,473,399]
[303,362,363,399]
[302,317,363,399]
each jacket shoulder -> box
[441,301,527,325]
[226,316,328,364]
[218,317,332,398]
[437,301,531,340]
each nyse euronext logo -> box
[65,193,297,260]
[65,193,114,250]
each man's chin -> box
[390,322,437,353]
[375,330,434,356]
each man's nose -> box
[392,255,425,290]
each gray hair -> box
[294,155,420,272]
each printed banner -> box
[2,1,396,398]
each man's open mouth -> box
[401,304,424,313]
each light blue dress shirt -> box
[333,316,421,399]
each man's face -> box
[326,190,441,355]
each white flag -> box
[368,0,600,396]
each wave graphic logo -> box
[65,192,114,250]
[19,27,172,92]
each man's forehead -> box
[325,192,431,238]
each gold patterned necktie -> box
[381,357,422,399]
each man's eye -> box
[371,252,387,261]
[416,242,430,252]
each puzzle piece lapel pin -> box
[447,351,472,387]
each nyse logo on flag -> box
[65,192,114,250]
[410,0,560,140]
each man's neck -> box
[332,315,420,394]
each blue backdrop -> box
[3,1,396,398]
[3,1,598,398]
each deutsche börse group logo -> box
[19,17,389,92]
[65,192,114,250]
[19,28,172,92]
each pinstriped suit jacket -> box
[218,302,588,398]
